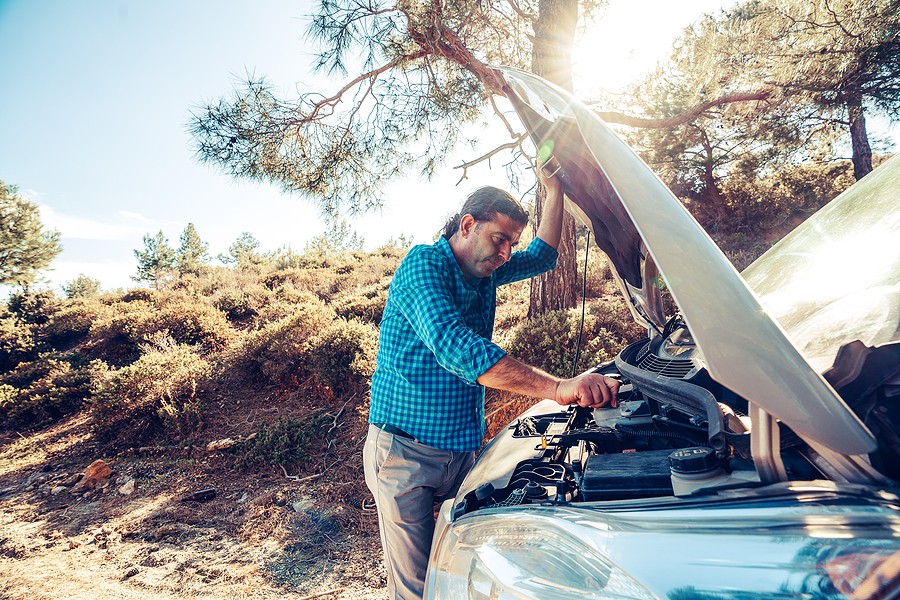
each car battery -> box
[581,449,674,500]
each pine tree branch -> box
[453,134,527,183]
[593,89,774,129]
[307,51,430,121]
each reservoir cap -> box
[669,447,719,474]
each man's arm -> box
[535,156,565,249]
[477,355,619,409]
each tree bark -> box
[845,89,873,181]
[529,0,578,317]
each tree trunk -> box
[698,130,728,227]
[529,0,578,317]
[845,90,873,181]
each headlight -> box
[426,510,657,599]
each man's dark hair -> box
[441,186,529,239]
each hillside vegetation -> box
[0,235,648,598]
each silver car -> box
[425,69,900,599]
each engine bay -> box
[451,331,900,519]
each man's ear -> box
[459,214,476,238]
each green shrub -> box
[91,336,211,440]
[307,318,378,393]
[7,289,60,325]
[0,315,34,372]
[121,288,159,304]
[507,304,643,378]
[0,355,94,429]
[588,298,646,342]
[63,274,102,299]
[237,415,329,469]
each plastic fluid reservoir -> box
[592,404,621,429]
[668,447,727,496]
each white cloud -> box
[22,188,44,201]
[117,210,154,224]
[38,204,147,241]
[43,259,135,292]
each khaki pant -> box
[363,424,475,600]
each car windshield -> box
[742,155,900,373]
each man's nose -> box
[498,241,512,262]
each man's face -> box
[455,213,525,279]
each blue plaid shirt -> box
[370,236,558,451]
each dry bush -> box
[41,298,111,349]
[86,293,233,364]
[154,292,234,350]
[211,285,271,323]
[306,318,378,394]
[333,278,391,324]
[90,335,211,441]
[230,295,337,384]
[582,249,615,298]
[254,286,323,324]
[588,297,646,342]
[263,268,341,300]
[86,299,157,364]
[693,160,856,235]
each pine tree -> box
[219,232,263,270]
[133,230,176,289]
[176,223,210,276]
[0,181,61,286]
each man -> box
[364,161,620,599]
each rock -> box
[292,498,315,513]
[72,459,113,493]
[121,567,139,580]
[182,488,216,502]
[237,492,250,504]
[62,473,83,487]
[206,438,237,452]
[50,486,68,495]
[119,479,135,495]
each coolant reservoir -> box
[668,447,727,496]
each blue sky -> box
[4,0,889,292]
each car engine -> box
[452,324,900,518]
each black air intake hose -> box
[616,341,727,453]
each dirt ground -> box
[0,382,389,600]
[0,366,534,600]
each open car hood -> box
[500,68,876,456]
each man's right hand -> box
[554,373,619,409]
